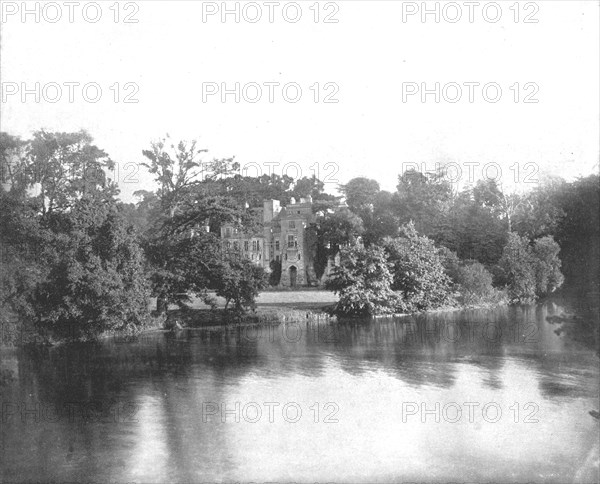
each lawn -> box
[182,290,338,311]
[153,290,338,328]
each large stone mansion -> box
[220,196,345,287]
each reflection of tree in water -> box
[546,295,600,419]
[546,298,599,357]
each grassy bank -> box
[157,290,339,329]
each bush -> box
[383,223,455,311]
[326,244,401,316]
[456,261,494,305]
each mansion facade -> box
[220,196,344,287]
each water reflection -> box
[1,301,598,483]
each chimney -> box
[263,199,281,223]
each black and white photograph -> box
[0,1,599,483]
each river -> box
[1,301,598,483]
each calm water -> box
[1,301,598,483]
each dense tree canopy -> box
[1,128,596,331]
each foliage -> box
[212,256,268,312]
[499,233,565,302]
[498,233,537,302]
[30,197,151,340]
[1,131,151,341]
[383,223,455,311]
[0,192,49,324]
[532,236,564,296]
[553,175,599,292]
[395,169,453,238]
[340,177,380,218]
[326,244,401,316]
[456,261,495,305]
[438,185,507,265]
[437,246,461,284]
[28,130,117,213]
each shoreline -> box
[0,296,522,348]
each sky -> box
[1,0,599,201]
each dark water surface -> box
[1,302,598,483]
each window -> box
[276,255,280,262]
[252,240,257,252]
[225,227,232,237]
[233,241,239,251]
[289,221,295,229]
[275,240,280,251]
[244,241,249,251]
[287,235,295,248]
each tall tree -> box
[394,169,453,237]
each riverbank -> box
[152,290,338,332]
[1,290,512,347]
[155,290,510,331]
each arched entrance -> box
[289,266,297,287]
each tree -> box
[212,257,268,312]
[498,232,537,302]
[141,134,238,218]
[512,176,566,239]
[0,132,28,193]
[532,236,564,296]
[30,197,151,340]
[291,175,330,201]
[1,131,151,342]
[383,223,454,312]
[0,190,49,328]
[553,175,599,292]
[141,136,253,313]
[366,190,401,245]
[340,177,380,217]
[311,209,364,279]
[326,244,401,316]
[26,130,117,214]
[456,261,494,305]
[143,196,245,314]
[438,185,507,265]
[394,169,453,238]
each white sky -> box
[1,1,599,201]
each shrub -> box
[326,244,401,316]
[456,261,494,305]
[383,223,455,311]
